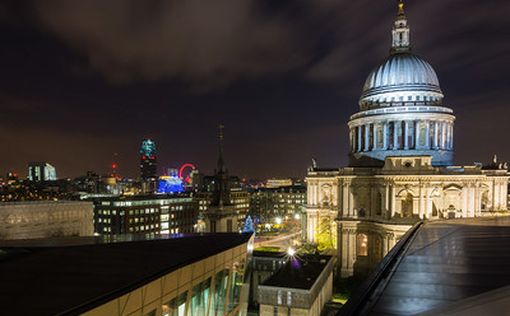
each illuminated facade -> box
[305,1,509,277]
[0,200,93,239]
[28,162,57,182]
[250,185,306,220]
[92,195,197,235]
[157,169,184,194]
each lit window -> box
[357,234,368,257]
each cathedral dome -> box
[359,53,444,109]
[363,53,441,96]
[348,0,455,168]
[358,1,444,110]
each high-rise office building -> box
[140,139,157,179]
[28,162,57,182]
[140,139,157,193]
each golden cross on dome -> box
[398,0,405,15]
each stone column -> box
[349,128,354,152]
[418,185,424,219]
[462,186,469,217]
[342,183,349,217]
[442,122,447,149]
[307,212,316,242]
[382,233,388,254]
[383,123,388,149]
[425,121,431,149]
[393,121,399,150]
[469,186,476,217]
[390,185,396,218]
[404,121,409,149]
[445,123,450,150]
[437,122,442,149]
[495,181,501,210]
[474,185,480,217]
[384,183,390,218]
[340,229,349,277]
[414,121,420,149]
[448,122,453,150]
[349,189,354,217]
[445,122,449,149]
[358,125,363,152]
[364,124,370,151]
[448,123,453,150]
[373,124,378,150]
[501,182,508,211]
[433,121,439,149]
[426,193,433,219]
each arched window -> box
[357,234,368,257]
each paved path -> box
[370,217,510,315]
[254,231,301,249]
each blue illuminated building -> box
[157,175,184,194]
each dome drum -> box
[348,111,455,167]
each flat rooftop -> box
[0,233,251,315]
[370,217,510,315]
[262,255,332,290]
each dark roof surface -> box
[262,255,332,290]
[0,233,251,316]
[369,219,510,315]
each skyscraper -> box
[140,139,157,193]
[140,139,157,179]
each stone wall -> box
[0,200,93,239]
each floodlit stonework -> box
[305,1,509,278]
[0,200,94,239]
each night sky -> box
[0,0,509,179]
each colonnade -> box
[350,120,453,153]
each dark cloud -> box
[32,0,312,86]
[0,0,509,178]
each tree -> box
[316,217,336,253]
[242,215,255,234]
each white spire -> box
[391,0,411,54]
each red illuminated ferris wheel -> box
[178,163,196,184]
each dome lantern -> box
[391,0,411,54]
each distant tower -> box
[217,124,225,173]
[214,124,230,206]
[140,139,157,193]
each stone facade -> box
[305,1,509,278]
[0,200,93,239]
[306,156,508,277]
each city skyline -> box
[0,0,509,179]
